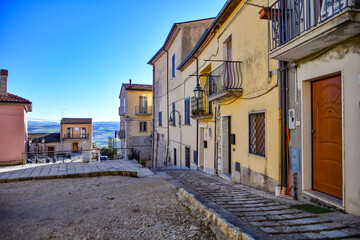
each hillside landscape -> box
[28,121,120,147]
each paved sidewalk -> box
[164,170,360,240]
[0,160,154,183]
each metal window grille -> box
[249,112,265,157]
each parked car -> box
[100,155,108,160]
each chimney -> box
[0,69,8,97]
[129,79,132,88]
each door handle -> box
[312,129,317,138]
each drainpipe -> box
[280,60,288,195]
[152,65,156,169]
[165,49,169,169]
[196,57,199,169]
[214,105,217,173]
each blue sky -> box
[0,0,225,122]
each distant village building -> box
[28,118,93,155]
[118,80,152,164]
[0,69,32,165]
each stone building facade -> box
[118,81,152,164]
[28,118,93,155]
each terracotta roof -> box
[0,93,31,104]
[122,84,152,91]
[61,118,92,124]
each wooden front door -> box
[47,146,55,157]
[72,143,79,153]
[312,76,342,199]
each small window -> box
[249,112,266,157]
[139,122,147,132]
[208,126,212,139]
[172,54,175,78]
[172,102,176,126]
[158,111,162,126]
[184,98,190,125]
[185,146,190,168]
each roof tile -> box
[0,93,31,104]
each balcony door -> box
[139,96,147,113]
[80,128,86,138]
[312,76,342,199]
[225,36,233,88]
[67,128,72,138]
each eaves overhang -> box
[177,0,242,71]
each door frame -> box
[301,72,344,206]
[222,115,232,175]
[311,76,343,199]
[198,125,206,170]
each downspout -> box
[280,60,288,195]
[165,49,169,169]
[196,57,199,169]
[214,105,217,173]
[152,65,156,169]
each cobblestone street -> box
[165,170,360,239]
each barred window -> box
[249,112,265,157]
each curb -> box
[0,170,137,183]
[178,188,255,240]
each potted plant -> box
[140,158,146,167]
[191,108,205,116]
[128,155,133,160]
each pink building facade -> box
[0,69,32,165]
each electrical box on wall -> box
[289,109,296,129]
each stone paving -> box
[165,170,360,240]
[0,159,154,182]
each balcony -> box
[63,134,89,139]
[204,61,243,102]
[135,106,152,115]
[119,106,126,116]
[269,0,360,61]
[118,130,125,139]
[191,93,213,120]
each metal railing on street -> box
[23,149,100,164]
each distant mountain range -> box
[28,120,120,147]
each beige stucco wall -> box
[297,35,360,215]
[179,2,280,191]
[0,105,27,165]
[60,123,92,140]
[125,90,153,137]
[119,88,153,160]
[151,19,213,169]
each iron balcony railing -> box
[191,92,213,117]
[119,106,126,115]
[269,0,358,51]
[135,106,152,115]
[63,133,90,139]
[204,61,242,97]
